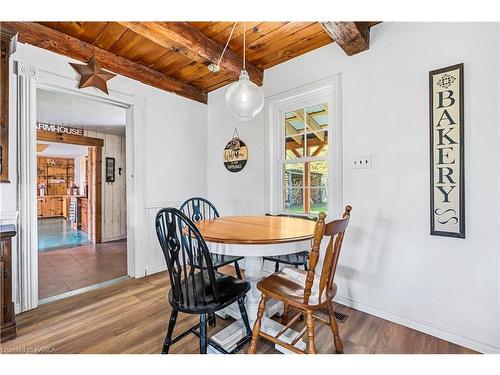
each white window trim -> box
[266,75,343,218]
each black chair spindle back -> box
[156,208,219,310]
[180,197,220,222]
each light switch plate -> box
[352,155,373,169]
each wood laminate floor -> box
[38,240,127,299]
[3,268,476,354]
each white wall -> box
[206,91,266,215]
[1,42,207,306]
[206,22,500,353]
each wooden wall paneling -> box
[103,133,113,239]
[87,130,127,243]
[95,146,102,243]
[87,146,95,242]
[121,135,127,235]
[103,132,126,241]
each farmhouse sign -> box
[36,122,84,136]
[223,129,248,173]
[429,63,464,238]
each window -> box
[268,76,341,218]
[281,103,329,215]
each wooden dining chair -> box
[180,197,244,279]
[263,213,317,272]
[247,206,352,354]
[155,208,252,354]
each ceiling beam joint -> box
[118,22,263,86]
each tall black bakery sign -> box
[223,129,248,173]
[429,63,464,238]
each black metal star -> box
[69,56,116,95]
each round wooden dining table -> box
[195,215,316,354]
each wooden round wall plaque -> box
[223,133,248,173]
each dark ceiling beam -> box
[320,22,371,56]
[1,22,207,103]
[119,22,263,86]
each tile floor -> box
[38,217,90,252]
[38,240,127,300]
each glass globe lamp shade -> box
[225,70,264,121]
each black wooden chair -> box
[180,197,244,279]
[263,213,318,272]
[155,208,252,354]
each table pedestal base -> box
[210,256,306,354]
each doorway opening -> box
[36,88,128,302]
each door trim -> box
[13,60,146,312]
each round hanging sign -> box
[223,130,248,173]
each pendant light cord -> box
[243,22,246,70]
[216,22,237,69]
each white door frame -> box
[13,60,146,312]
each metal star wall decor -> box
[69,56,116,94]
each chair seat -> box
[257,267,337,308]
[263,251,309,266]
[169,271,250,314]
[191,253,243,269]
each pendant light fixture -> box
[208,22,264,121]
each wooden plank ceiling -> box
[7,22,379,102]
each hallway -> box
[38,240,127,300]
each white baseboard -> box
[101,235,127,243]
[334,294,500,354]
